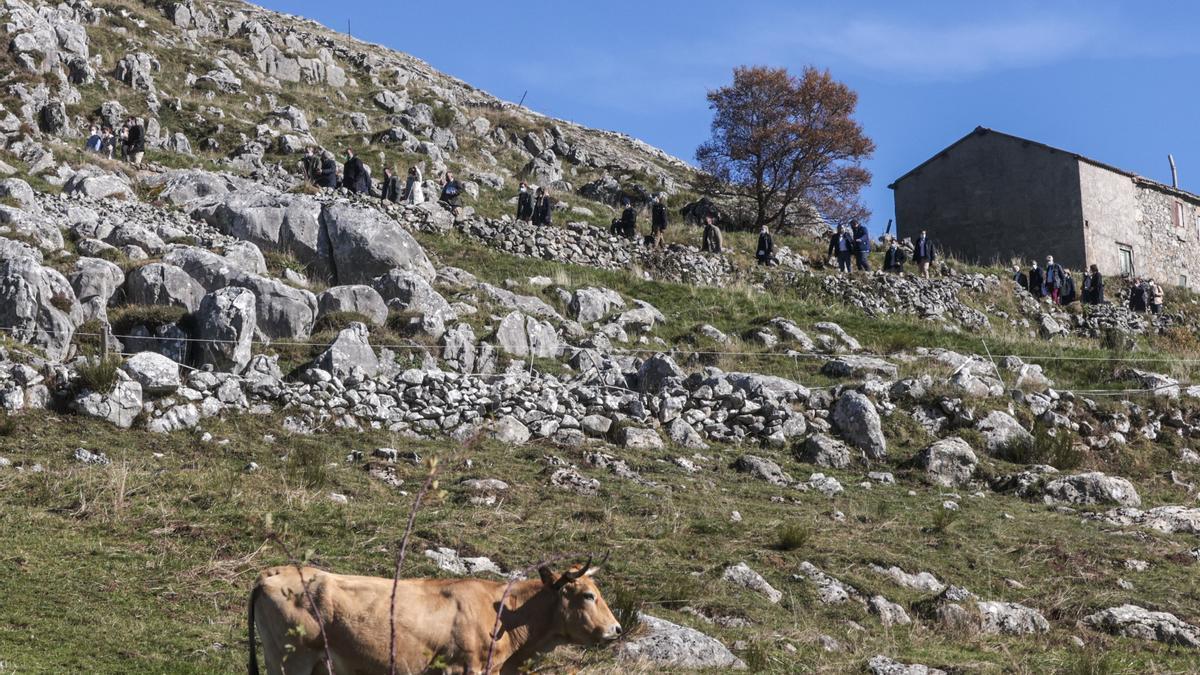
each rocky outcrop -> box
[1084,605,1200,647]
[832,390,887,460]
[192,287,256,374]
[913,437,978,487]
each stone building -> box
[890,127,1200,288]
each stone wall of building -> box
[892,129,1088,268]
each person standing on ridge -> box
[826,224,853,274]
[884,238,906,273]
[516,182,534,223]
[125,117,145,165]
[301,147,321,184]
[1043,255,1065,304]
[851,220,871,271]
[533,187,554,226]
[651,194,668,248]
[381,165,403,203]
[440,171,463,216]
[619,200,637,239]
[342,149,368,193]
[912,230,935,278]
[1028,261,1044,299]
[756,224,775,265]
[404,166,424,204]
[1082,264,1104,304]
[701,213,723,254]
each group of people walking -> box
[299,147,466,214]
[516,182,557,226]
[1010,257,1160,310]
[1126,276,1166,314]
[84,117,144,164]
[826,226,937,279]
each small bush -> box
[996,423,1083,470]
[288,442,328,489]
[49,293,74,312]
[264,250,308,276]
[0,410,14,436]
[73,319,106,358]
[109,304,187,335]
[76,355,122,394]
[313,311,374,333]
[1100,327,1135,353]
[927,507,959,535]
[773,522,812,551]
[432,105,456,129]
[605,585,644,639]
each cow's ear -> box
[538,566,556,587]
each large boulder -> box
[121,351,180,394]
[732,455,793,487]
[317,285,388,326]
[63,168,135,200]
[125,263,206,312]
[1041,472,1141,507]
[615,614,745,670]
[195,191,327,277]
[1084,605,1200,647]
[69,257,123,323]
[569,287,624,324]
[313,322,378,380]
[636,354,683,394]
[913,437,978,487]
[976,411,1033,456]
[796,433,852,469]
[494,311,560,359]
[227,274,317,339]
[192,287,256,373]
[976,601,1049,635]
[0,257,80,361]
[372,269,453,319]
[722,562,782,604]
[72,371,142,429]
[832,390,887,460]
[320,204,435,284]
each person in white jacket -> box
[405,165,425,204]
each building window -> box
[1180,274,1189,288]
[1118,245,1134,276]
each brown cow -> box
[248,557,622,675]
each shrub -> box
[76,355,122,394]
[288,442,328,489]
[432,104,456,129]
[927,507,959,535]
[0,409,14,436]
[264,250,307,276]
[996,423,1083,470]
[313,311,374,334]
[773,522,812,551]
[605,585,644,639]
[108,304,187,336]
[49,293,74,312]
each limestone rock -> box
[313,322,378,380]
[192,287,256,373]
[832,390,887,460]
[913,437,978,487]
[796,433,852,469]
[616,614,746,670]
[121,352,180,394]
[1042,472,1141,508]
[722,562,782,604]
[1084,605,1199,647]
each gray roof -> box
[889,126,1200,203]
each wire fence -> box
[1,324,1195,398]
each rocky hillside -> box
[2,1,1200,673]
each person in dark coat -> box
[1043,255,1066,303]
[1011,263,1028,290]
[701,214,723,254]
[516,182,534,222]
[1028,262,1044,298]
[826,224,853,274]
[440,172,463,214]
[301,147,321,184]
[380,166,403,203]
[342,149,368,193]
[619,201,637,239]
[1082,265,1104,304]
[883,239,906,273]
[851,220,871,271]
[1060,268,1077,304]
[124,118,145,164]
[1129,278,1147,312]
[650,195,668,248]
[318,151,339,189]
[912,230,935,278]
[755,225,775,265]
[533,187,554,226]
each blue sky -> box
[262,0,1200,232]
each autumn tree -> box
[696,66,874,231]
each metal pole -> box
[1169,154,1178,188]
[517,90,528,108]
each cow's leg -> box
[281,649,321,675]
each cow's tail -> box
[248,582,262,675]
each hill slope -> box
[1,1,1200,674]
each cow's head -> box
[538,554,622,645]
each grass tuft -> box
[76,355,123,394]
